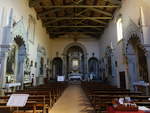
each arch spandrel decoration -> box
[11,18,28,53]
[7,35,27,56]
[126,34,147,56]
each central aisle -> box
[49,84,95,113]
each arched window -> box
[117,18,123,42]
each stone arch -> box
[88,57,99,79]
[52,57,63,78]
[123,18,144,56]
[6,35,26,87]
[63,42,88,78]
[126,33,149,90]
[126,34,146,55]
[63,42,87,55]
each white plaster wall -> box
[99,0,150,88]
[0,0,52,61]
[99,0,150,57]
[50,35,100,60]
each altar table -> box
[107,106,150,113]
[5,82,21,92]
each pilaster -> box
[0,44,10,88]
[145,50,150,86]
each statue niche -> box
[24,57,31,82]
[5,36,26,84]
[88,57,99,79]
[40,57,44,75]
[67,46,84,74]
[52,57,63,79]
[6,46,16,75]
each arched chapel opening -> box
[6,36,26,86]
[52,57,63,79]
[126,36,149,90]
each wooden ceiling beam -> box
[47,25,104,28]
[75,9,88,16]
[32,5,120,8]
[78,14,108,25]
[40,9,88,24]
[71,0,84,4]
[74,19,87,25]
[39,9,111,25]
[49,31,101,37]
[29,0,121,7]
[38,9,61,17]
[43,18,63,25]
[43,17,108,25]
[88,8,112,16]
[49,31,101,34]
[29,0,120,38]
[47,27,103,32]
[43,17,112,20]
[42,16,111,25]
[37,7,113,23]
[88,19,107,24]
[104,0,121,4]
[39,10,111,25]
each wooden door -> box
[119,71,126,89]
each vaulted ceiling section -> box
[29,0,121,38]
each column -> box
[146,51,150,95]
[0,51,8,88]
[84,54,88,74]
[16,53,25,89]
[62,54,67,77]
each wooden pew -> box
[81,81,150,113]
[1,82,68,113]
[0,95,47,113]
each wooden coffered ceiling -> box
[29,0,121,38]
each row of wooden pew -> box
[0,82,68,113]
[81,81,150,113]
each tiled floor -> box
[49,84,95,113]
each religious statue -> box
[6,46,16,74]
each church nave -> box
[49,83,94,113]
[0,0,150,112]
